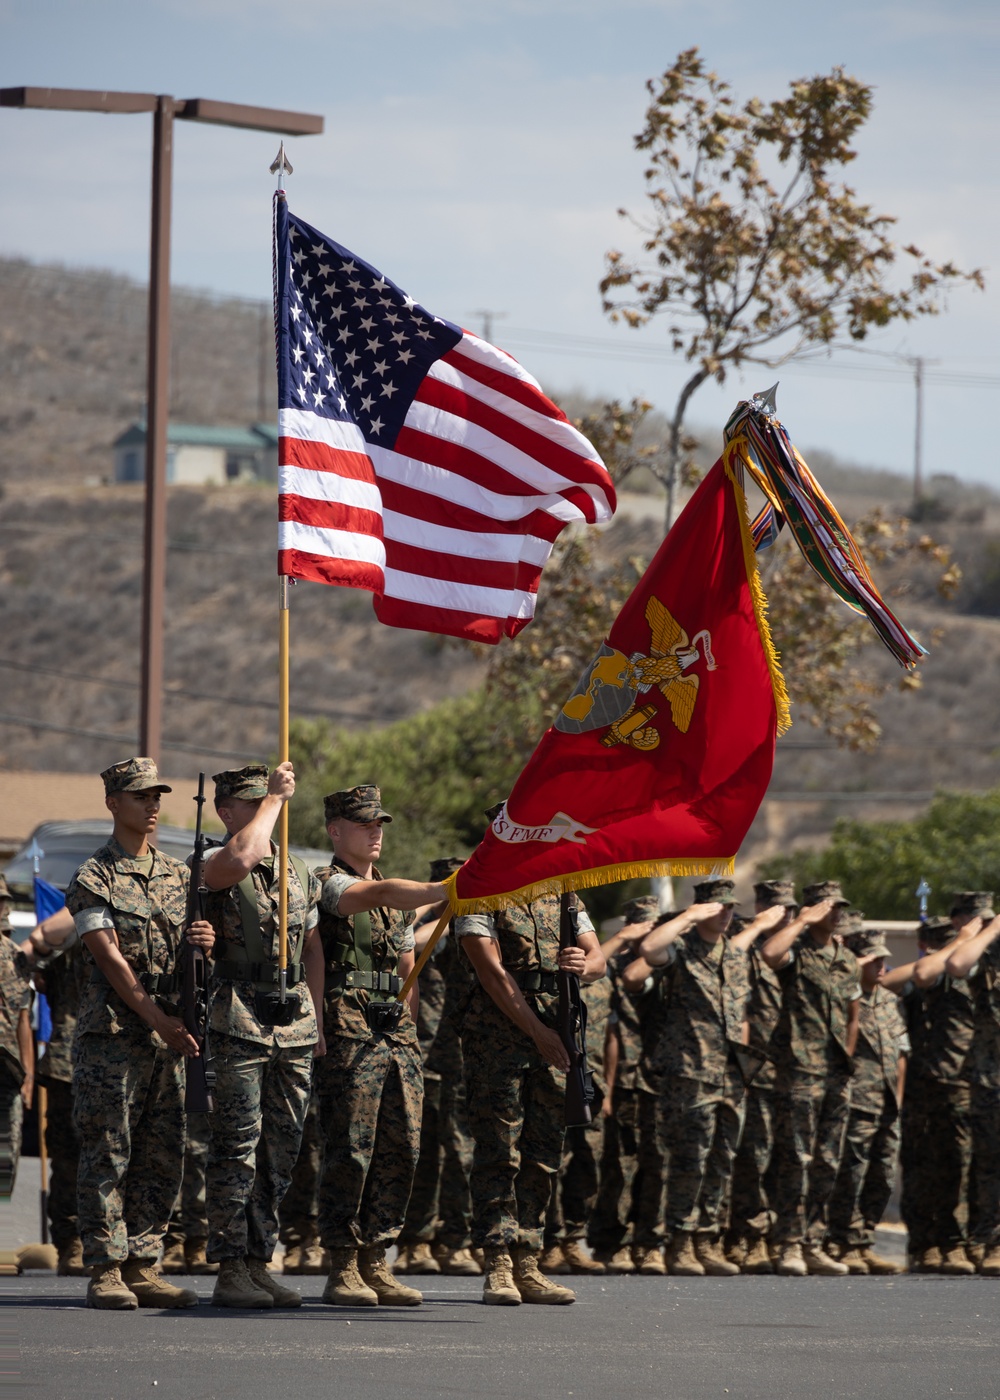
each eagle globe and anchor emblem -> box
[555,596,717,750]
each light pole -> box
[0,87,323,764]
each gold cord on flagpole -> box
[278,575,290,1001]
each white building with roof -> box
[112,422,279,486]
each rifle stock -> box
[181,773,215,1113]
[557,892,594,1127]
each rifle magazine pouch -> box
[254,991,300,1028]
[366,1000,404,1035]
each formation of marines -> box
[4,755,1000,1308]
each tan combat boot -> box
[802,1242,848,1276]
[360,1246,423,1305]
[911,1245,941,1273]
[511,1246,575,1304]
[940,1245,976,1276]
[609,1246,636,1274]
[539,1243,571,1274]
[742,1238,773,1275]
[323,1248,378,1306]
[211,1257,273,1308]
[281,1243,303,1273]
[859,1247,902,1275]
[57,1238,88,1278]
[184,1238,218,1275]
[434,1245,482,1276]
[561,1240,606,1274]
[482,1247,521,1305]
[121,1259,198,1308]
[303,1242,329,1274]
[87,1263,138,1310]
[775,1243,807,1277]
[405,1242,441,1274]
[695,1236,740,1276]
[978,1245,1000,1277]
[246,1256,302,1307]
[666,1233,705,1277]
[160,1239,186,1273]
[726,1237,748,1269]
[838,1247,870,1275]
[635,1244,667,1275]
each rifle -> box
[181,773,215,1112]
[557,892,595,1127]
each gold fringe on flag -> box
[446,857,738,916]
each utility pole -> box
[912,355,924,508]
[473,309,507,344]
[1,88,323,764]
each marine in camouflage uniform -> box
[0,874,33,1202]
[315,786,447,1308]
[65,757,210,1310]
[200,762,323,1309]
[725,880,799,1273]
[827,931,909,1274]
[457,877,605,1306]
[763,880,862,1277]
[277,1094,323,1271]
[942,894,1000,1274]
[161,1113,213,1273]
[32,938,86,1269]
[899,902,981,1273]
[638,879,750,1277]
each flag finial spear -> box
[752,383,779,416]
[270,142,293,191]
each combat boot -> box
[726,1237,748,1269]
[802,1243,848,1276]
[695,1236,740,1276]
[562,1240,606,1274]
[940,1246,975,1276]
[57,1237,88,1277]
[482,1247,521,1305]
[211,1258,273,1308]
[608,1247,636,1274]
[539,1243,571,1274]
[121,1259,198,1308]
[281,1242,304,1273]
[511,1246,575,1304]
[666,1233,704,1277]
[838,1248,870,1275]
[360,1246,423,1305]
[435,1246,481,1276]
[860,1247,902,1276]
[978,1245,1000,1277]
[911,1245,942,1273]
[968,1242,986,1268]
[405,1242,441,1274]
[322,1248,378,1306]
[742,1238,773,1275]
[635,1245,667,1275]
[160,1239,186,1273]
[300,1241,329,1275]
[775,1243,807,1277]
[184,1238,218,1275]
[87,1263,138,1310]
[392,1245,412,1273]
[246,1256,302,1307]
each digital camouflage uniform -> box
[203,766,320,1265]
[278,1094,321,1255]
[769,894,862,1248]
[828,960,909,1250]
[654,927,750,1240]
[0,909,31,1199]
[458,892,594,1251]
[545,973,610,1248]
[631,966,672,1249]
[964,936,1000,1249]
[66,764,190,1269]
[34,943,86,1247]
[900,917,976,1256]
[163,1113,211,1256]
[314,857,421,1251]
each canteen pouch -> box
[366,1000,404,1035]
[254,990,300,1028]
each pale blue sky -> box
[2,0,998,488]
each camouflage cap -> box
[484,800,506,823]
[324,785,393,824]
[839,908,865,939]
[101,757,172,796]
[920,916,955,948]
[693,878,739,906]
[802,880,850,908]
[213,764,270,804]
[843,929,890,959]
[949,891,995,920]
[429,856,464,882]
[753,879,797,910]
[621,894,661,925]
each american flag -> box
[274,199,616,643]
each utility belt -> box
[90,967,181,997]
[511,969,560,995]
[325,964,402,997]
[214,959,306,989]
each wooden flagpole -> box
[278,575,290,1001]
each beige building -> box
[112,422,278,486]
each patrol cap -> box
[843,928,889,958]
[693,878,739,906]
[484,800,506,823]
[324,785,393,824]
[101,757,172,796]
[802,880,850,908]
[839,908,865,939]
[920,916,954,948]
[429,856,464,882]
[949,891,995,920]
[621,895,660,925]
[213,764,269,804]
[753,879,797,910]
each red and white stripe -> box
[278,331,616,643]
